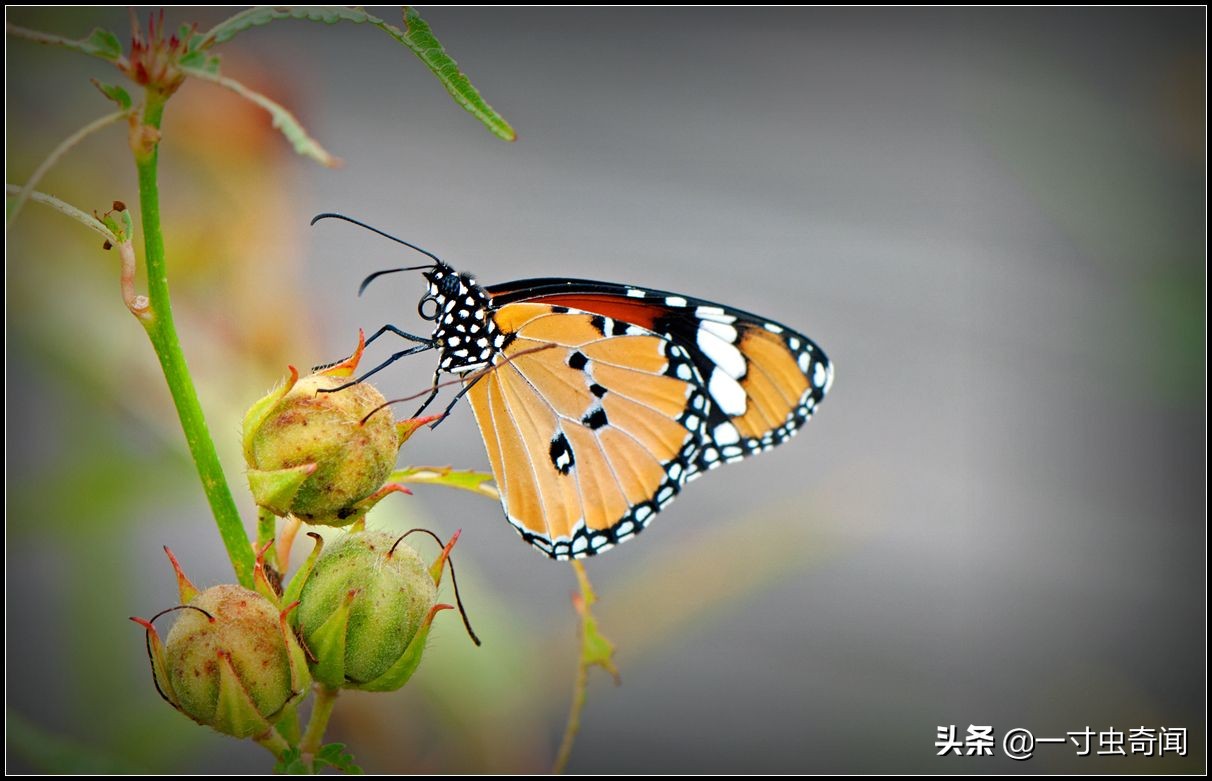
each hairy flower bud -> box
[243,332,412,527]
[132,553,310,739]
[294,530,473,691]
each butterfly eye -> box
[418,295,440,321]
[439,275,461,296]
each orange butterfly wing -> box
[465,279,833,559]
[465,302,707,558]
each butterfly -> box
[314,214,834,560]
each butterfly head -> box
[419,264,502,374]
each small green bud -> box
[132,553,310,739]
[294,530,472,691]
[243,331,411,527]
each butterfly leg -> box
[318,342,435,394]
[311,324,431,372]
[426,373,484,430]
[364,324,431,348]
[409,368,444,418]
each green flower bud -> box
[294,530,474,691]
[242,331,414,527]
[132,553,310,740]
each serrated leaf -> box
[200,6,375,46]
[179,66,340,167]
[580,613,619,679]
[274,747,308,774]
[90,80,132,110]
[196,5,515,141]
[316,743,363,775]
[178,50,221,74]
[83,28,122,59]
[388,466,499,500]
[392,7,516,141]
[5,24,124,63]
[178,50,207,69]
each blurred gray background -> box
[6,6,1205,773]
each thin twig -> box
[553,561,619,773]
[118,239,151,321]
[6,109,127,228]
[4,184,116,242]
[5,22,129,68]
[554,654,591,774]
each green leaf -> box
[388,466,499,500]
[179,66,341,167]
[201,6,380,46]
[178,49,221,74]
[393,7,516,141]
[274,747,309,774]
[90,79,132,110]
[178,50,205,68]
[84,28,123,59]
[316,743,363,775]
[579,613,619,680]
[197,5,516,141]
[5,23,124,62]
[5,108,128,231]
[6,711,146,773]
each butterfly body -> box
[410,261,834,560]
[419,266,502,374]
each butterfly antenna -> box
[357,266,433,297]
[393,528,482,646]
[310,212,445,266]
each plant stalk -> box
[553,651,590,774]
[7,109,127,228]
[300,684,341,764]
[132,88,254,587]
[554,561,619,773]
[254,727,291,760]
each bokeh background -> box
[5,6,1205,773]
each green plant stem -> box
[254,727,291,760]
[300,684,340,764]
[553,561,618,774]
[132,88,254,588]
[553,650,590,774]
